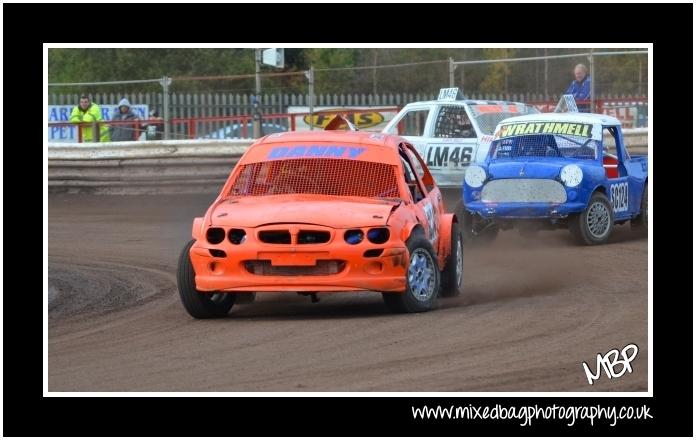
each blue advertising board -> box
[48,104,149,142]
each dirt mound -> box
[49,261,172,323]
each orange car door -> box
[401,145,439,247]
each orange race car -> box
[177,127,463,318]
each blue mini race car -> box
[458,112,648,245]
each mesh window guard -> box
[229,158,401,199]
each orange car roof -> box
[240,131,403,165]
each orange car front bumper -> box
[190,228,409,293]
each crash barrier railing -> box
[48,130,648,194]
[49,108,402,143]
[529,97,648,128]
[48,139,253,194]
[48,118,166,143]
[50,97,647,144]
[171,107,401,139]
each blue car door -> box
[603,126,634,220]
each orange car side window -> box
[400,153,425,202]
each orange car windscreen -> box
[228,158,401,199]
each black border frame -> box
[6,2,692,437]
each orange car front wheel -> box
[382,231,440,313]
[177,240,237,319]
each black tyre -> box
[235,293,256,304]
[177,240,236,319]
[455,199,498,245]
[439,222,463,297]
[382,232,440,313]
[569,192,614,245]
[631,185,648,234]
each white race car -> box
[383,88,540,187]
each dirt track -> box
[48,192,648,392]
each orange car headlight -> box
[344,229,364,245]
[206,227,225,244]
[367,228,390,244]
[228,228,247,245]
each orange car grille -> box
[244,260,346,276]
[258,230,331,245]
[228,158,400,198]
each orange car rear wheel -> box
[177,240,236,319]
[382,231,439,313]
[439,222,463,298]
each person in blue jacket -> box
[565,64,591,112]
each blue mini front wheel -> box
[570,193,614,245]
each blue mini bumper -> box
[465,201,587,219]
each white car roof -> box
[402,99,529,107]
[498,112,622,126]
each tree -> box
[479,48,515,97]
[48,48,647,99]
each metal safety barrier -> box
[48,140,252,194]
[48,130,648,194]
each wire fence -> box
[48,48,649,141]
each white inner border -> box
[43,42,652,397]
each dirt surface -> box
[48,191,648,391]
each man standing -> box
[564,64,591,112]
[109,98,140,141]
[142,108,164,140]
[69,95,110,142]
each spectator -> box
[109,98,140,141]
[564,64,591,112]
[69,95,110,142]
[142,108,164,140]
